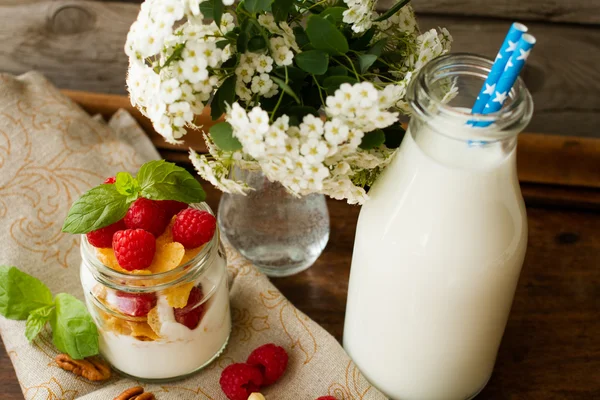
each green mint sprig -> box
[0,266,98,360]
[62,160,206,234]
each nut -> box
[114,386,156,400]
[248,393,266,400]
[55,354,111,381]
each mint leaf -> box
[137,160,206,204]
[306,15,349,55]
[0,266,53,320]
[62,184,132,234]
[115,172,140,199]
[210,122,243,151]
[50,293,98,360]
[25,305,55,342]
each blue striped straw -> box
[471,22,528,115]
[474,33,536,127]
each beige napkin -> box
[0,72,384,400]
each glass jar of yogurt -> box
[80,203,231,381]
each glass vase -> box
[218,168,330,277]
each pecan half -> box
[114,386,156,400]
[55,354,111,381]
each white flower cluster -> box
[125,0,235,143]
[194,82,398,204]
[343,0,377,33]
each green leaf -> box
[383,125,406,149]
[199,0,223,23]
[306,15,349,55]
[25,305,55,342]
[210,122,242,151]
[50,293,98,360]
[245,0,272,13]
[360,129,386,149]
[271,76,301,104]
[374,0,411,22]
[137,160,206,204]
[320,6,345,25]
[357,53,378,73]
[293,26,310,48]
[236,30,249,54]
[295,50,329,75]
[62,184,131,234]
[247,35,267,51]
[350,27,376,51]
[211,75,237,120]
[272,0,294,22]
[368,38,388,57]
[114,172,139,199]
[216,40,230,50]
[0,266,54,320]
[325,66,348,76]
[323,75,358,94]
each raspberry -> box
[112,229,156,271]
[246,343,289,385]
[219,363,264,400]
[172,209,216,249]
[316,397,337,400]
[114,291,157,317]
[157,200,188,218]
[86,220,126,248]
[103,176,116,184]
[173,286,205,329]
[125,198,169,237]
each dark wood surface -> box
[1,185,599,399]
[1,1,600,137]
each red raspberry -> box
[174,286,205,329]
[219,363,264,400]
[172,209,216,249]
[86,219,126,248]
[114,291,157,317]
[112,229,156,271]
[157,200,188,218]
[124,198,169,237]
[316,397,337,400]
[103,176,116,184]
[246,343,289,385]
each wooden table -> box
[1,93,599,399]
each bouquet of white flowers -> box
[125,0,451,204]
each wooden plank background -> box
[0,0,599,138]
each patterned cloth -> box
[0,72,384,400]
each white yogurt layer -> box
[100,273,231,380]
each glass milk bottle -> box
[343,54,533,400]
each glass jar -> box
[80,203,231,382]
[218,168,330,277]
[344,54,533,400]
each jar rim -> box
[80,202,220,292]
[407,53,533,139]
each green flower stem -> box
[312,74,326,105]
[344,54,360,80]
[290,0,330,23]
[270,67,288,122]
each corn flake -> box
[148,242,185,274]
[147,307,161,337]
[128,320,160,341]
[163,281,195,308]
[180,245,204,266]
[95,248,152,275]
[156,217,176,247]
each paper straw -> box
[474,33,536,127]
[471,22,528,114]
